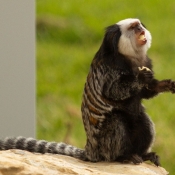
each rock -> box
[0,150,168,175]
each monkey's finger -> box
[144,72,154,79]
[170,81,175,93]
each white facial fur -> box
[117,18,152,58]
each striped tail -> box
[0,136,87,161]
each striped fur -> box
[0,136,87,160]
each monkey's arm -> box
[102,67,175,101]
[141,79,175,99]
[136,66,175,98]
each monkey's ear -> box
[141,22,146,28]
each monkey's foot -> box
[142,152,160,166]
[117,154,143,165]
[130,154,143,165]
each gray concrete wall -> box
[0,1,35,137]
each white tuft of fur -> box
[117,18,140,28]
[117,18,152,58]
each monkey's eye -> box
[128,23,141,31]
[129,25,135,30]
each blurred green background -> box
[37,0,175,174]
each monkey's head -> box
[100,18,152,59]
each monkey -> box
[0,18,175,166]
[81,18,175,166]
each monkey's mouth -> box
[139,31,146,41]
[138,31,147,45]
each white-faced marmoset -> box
[1,18,175,166]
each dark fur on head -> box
[93,24,123,70]
[102,25,121,55]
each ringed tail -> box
[0,136,87,161]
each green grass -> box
[37,0,175,174]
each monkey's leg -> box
[142,152,160,166]
[84,139,101,162]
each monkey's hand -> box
[169,80,175,93]
[138,66,153,84]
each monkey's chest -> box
[112,96,143,115]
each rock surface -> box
[0,150,168,175]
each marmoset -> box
[1,18,175,166]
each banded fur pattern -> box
[82,65,113,125]
[0,136,87,160]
